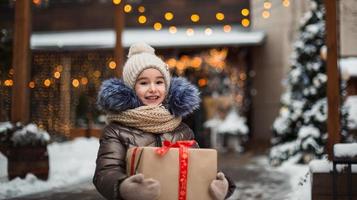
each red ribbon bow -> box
[155,140,196,200]
[155,140,196,156]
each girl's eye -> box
[156,80,164,84]
[139,81,148,85]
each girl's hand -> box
[120,173,161,200]
[209,172,229,200]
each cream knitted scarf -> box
[106,105,182,133]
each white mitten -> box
[120,173,161,200]
[209,172,229,200]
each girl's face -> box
[134,68,166,106]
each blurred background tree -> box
[269,0,351,166]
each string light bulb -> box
[154,22,162,31]
[165,12,174,21]
[54,71,61,79]
[241,8,249,16]
[72,79,79,88]
[112,0,121,5]
[80,77,88,85]
[262,10,270,18]
[205,28,213,35]
[241,19,250,27]
[29,81,35,88]
[169,26,177,34]
[223,25,232,32]
[282,0,290,7]
[138,15,147,24]
[124,4,132,13]
[138,6,145,13]
[4,79,13,87]
[264,1,272,9]
[44,79,51,87]
[108,61,117,69]
[191,14,200,23]
[186,28,194,36]
[216,12,225,21]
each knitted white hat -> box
[122,42,170,90]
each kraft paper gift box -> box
[126,143,217,200]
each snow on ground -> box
[226,155,310,200]
[0,137,314,200]
[275,155,311,200]
[0,137,99,199]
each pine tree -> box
[269,0,350,166]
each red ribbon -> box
[155,140,196,200]
[130,147,139,176]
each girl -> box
[93,43,235,200]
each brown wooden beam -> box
[11,0,31,124]
[114,2,125,78]
[325,0,341,160]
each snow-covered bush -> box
[204,108,249,152]
[0,122,50,147]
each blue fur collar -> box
[97,77,200,117]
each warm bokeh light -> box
[241,19,250,27]
[283,0,290,7]
[191,14,200,23]
[29,81,35,89]
[167,58,177,68]
[80,77,88,85]
[169,26,177,34]
[33,0,41,5]
[138,6,145,13]
[223,25,232,32]
[264,1,272,9]
[56,65,63,72]
[186,28,194,36]
[54,71,61,79]
[44,79,51,87]
[124,4,132,13]
[108,61,117,69]
[262,11,270,18]
[112,0,121,5]
[191,57,202,68]
[138,15,147,24]
[72,79,80,88]
[93,70,101,78]
[9,68,14,75]
[4,79,13,87]
[204,28,213,35]
[216,12,224,21]
[198,78,207,87]
[153,22,162,31]
[176,61,185,71]
[165,12,174,21]
[241,8,249,16]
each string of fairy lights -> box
[0,0,290,133]
[0,47,249,132]
[1,49,239,89]
[28,0,292,33]
[28,51,114,134]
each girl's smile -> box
[134,68,166,106]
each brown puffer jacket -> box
[93,122,235,200]
[93,121,196,200]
